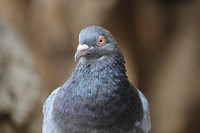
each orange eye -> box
[97,35,105,45]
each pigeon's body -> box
[42,26,151,133]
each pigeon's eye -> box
[97,35,105,45]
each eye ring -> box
[97,35,105,45]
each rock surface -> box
[0,21,43,133]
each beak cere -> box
[74,44,89,61]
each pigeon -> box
[42,26,151,133]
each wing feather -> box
[42,87,60,133]
[136,89,151,133]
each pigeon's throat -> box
[76,56,127,82]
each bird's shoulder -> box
[135,88,151,133]
[43,87,60,114]
[42,87,60,133]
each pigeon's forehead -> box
[79,26,112,44]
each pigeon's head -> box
[74,26,117,61]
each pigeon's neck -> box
[65,50,128,97]
[76,50,127,78]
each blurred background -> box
[0,0,200,133]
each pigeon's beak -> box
[74,44,89,61]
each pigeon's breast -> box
[52,64,143,131]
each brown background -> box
[0,0,200,133]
